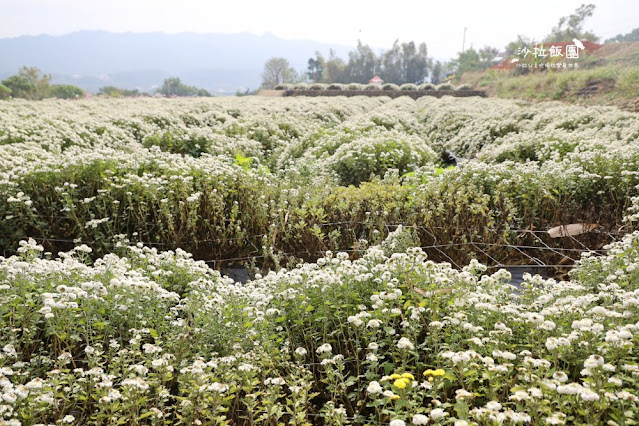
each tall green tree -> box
[380,41,402,84]
[450,48,482,79]
[261,57,297,88]
[344,41,380,83]
[430,61,443,84]
[19,66,51,100]
[478,46,500,68]
[307,52,325,83]
[1,66,51,100]
[544,4,599,43]
[322,50,347,83]
[403,41,429,84]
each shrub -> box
[382,83,400,91]
[455,83,473,91]
[309,83,327,91]
[363,84,381,91]
[49,84,85,99]
[419,83,436,90]
[436,82,455,91]
[273,83,290,90]
[400,83,418,91]
[326,83,344,90]
[347,83,364,90]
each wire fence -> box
[23,222,619,275]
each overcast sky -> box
[2,0,638,60]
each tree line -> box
[261,3,625,89]
[0,69,212,100]
[1,67,84,100]
[262,40,435,89]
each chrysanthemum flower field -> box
[1,95,638,425]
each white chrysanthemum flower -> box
[430,408,448,420]
[412,414,429,425]
[367,319,382,328]
[397,337,414,350]
[367,381,382,394]
[316,343,332,354]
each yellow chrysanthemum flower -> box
[389,394,400,401]
[389,373,402,380]
[424,368,446,377]
[393,378,410,389]
[401,373,415,380]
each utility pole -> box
[462,27,467,52]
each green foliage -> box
[307,52,325,83]
[157,77,211,97]
[233,153,254,171]
[261,57,300,89]
[49,84,84,99]
[0,83,10,99]
[606,26,639,43]
[378,40,429,84]
[98,86,144,97]
[322,49,347,84]
[505,35,534,57]
[482,65,639,102]
[450,47,499,81]
[1,75,34,99]
[308,40,430,86]
[544,3,599,43]
[430,61,444,84]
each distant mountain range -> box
[0,31,354,94]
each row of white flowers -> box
[0,218,638,423]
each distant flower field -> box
[0,95,638,424]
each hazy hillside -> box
[0,31,353,94]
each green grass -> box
[463,65,639,105]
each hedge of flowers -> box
[1,218,639,424]
[0,96,638,266]
[272,83,467,91]
[1,90,639,424]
